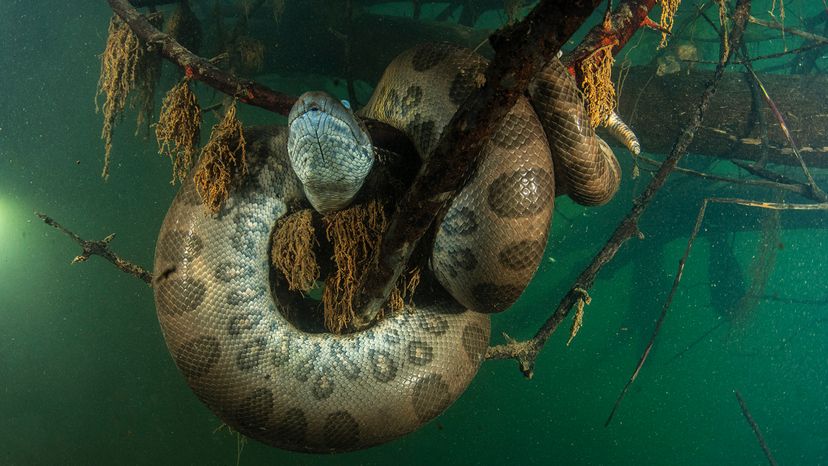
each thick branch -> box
[350,0,603,329]
[487,0,752,378]
[36,213,153,284]
[107,0,296,115]
[564,0,659,67]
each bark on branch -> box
[350,0,604,329]
[36,212,153,284]
[108,0,296,115]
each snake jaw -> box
[287,91,374,214]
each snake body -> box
[153,43,620,453]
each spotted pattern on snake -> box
[154,43,620,453]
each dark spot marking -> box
[487,168,554,218]
[293,342,319,382]
[411,373,453,423]
[440,207,478,236]
[369,349,398,383]
[330,341,360,379]
[232,387,273,433]
[407,340,434,366]
[156,277,206,315]
[462,323,489,364]
[158,230,204,264]
[411,44,450,71]
[455,248,478,271]
[498,239,546,271]
[406,118,436,155]
[271,333,291,367]
[417,313,449,335]
[174,335,221,379]
[215,262,254,283]
[227,286,263,305]
[471,282,524,313]
[311,373,335,400]
[323,411,360,450]
[236,337,267,371]
[383,328,402,346]
[228,312,262,336]
[271,407,307,447]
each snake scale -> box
[153,43,621,453]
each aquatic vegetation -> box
[580,43,616,128]
[659,0,682,48]
[194,101,247,213]
[95,15,145,179]
[155,79,202,184]
[234,36,265,73]
[567,288,592,346]
[322,199,390,333]
[271,209,320,292]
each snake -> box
[153,43,622,453]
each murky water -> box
[1,1,826,464]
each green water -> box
[1,1,826,464]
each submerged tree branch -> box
[486,0,753,378]
[735,390,780,466]
[36,212,153,284]
[107,0,296,115]
[350,0,604,329]
[564,0,660,67]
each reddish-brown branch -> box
[563,0,660,67]
[107,0,296,116]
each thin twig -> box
[604,185,712,427]
[749,16,828,43]
[36,212,153,284]
[604,193,826,425]
[735,390,780,466]
[636,154,814,198]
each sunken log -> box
[617,66,828,167]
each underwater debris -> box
[271,209,320,292]
[194,100,247,213]
[235,36,265,73]
[156,79,202,184]
[165,0,203,55]
[566,287,591,346]
[96,14,147,179]
[658,0,681,49]
[134,14,163,139]
[580,43,616,128]
[271,0,286,24]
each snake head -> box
[287,91,374,214]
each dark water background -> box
[1,1,826,464]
